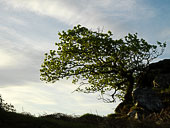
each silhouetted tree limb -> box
[40,25,166,103]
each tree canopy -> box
[40,25,166,103]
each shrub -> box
[0,95,16,112]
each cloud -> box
[3,0,155,36]
[0,24,45,86]
[0,0,157,90]
[0,0,157,91]
[0,49,17,67]
[0,82,116,115]
[0,8,61,86]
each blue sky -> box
[0,0,169,116]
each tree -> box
[0,95,16,112]
[40,25,166,104]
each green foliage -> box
[40,25,166,101]
[0,95,16,112]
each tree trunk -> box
[124,75,134,104]
[115,72,134,114]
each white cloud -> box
[0,25,44,86]
[8,16,27,26]
[0,49,17,67]
[0,16,59,86]
[3,0,155,36]
[0,82,116,116]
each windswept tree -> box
[40,25,166,104]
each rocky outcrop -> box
[133,87,164,112]
[148,59,170,88]
[127,59,170,119]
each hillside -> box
[0,109,170,128]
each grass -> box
[0,110,170,128]
[0,110,99,128]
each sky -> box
[0,0,170,116]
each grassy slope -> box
[0,110,170,128]
[0,111,97,128]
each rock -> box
[128,109,145,120]
[133,59,170,113]
[133,87,164,112]
[115,102,133,114]
[148,59,170,89]
[137,59,170,88]
[149,59,170,73]
[116,59,170,118]
[145,107,170,123]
